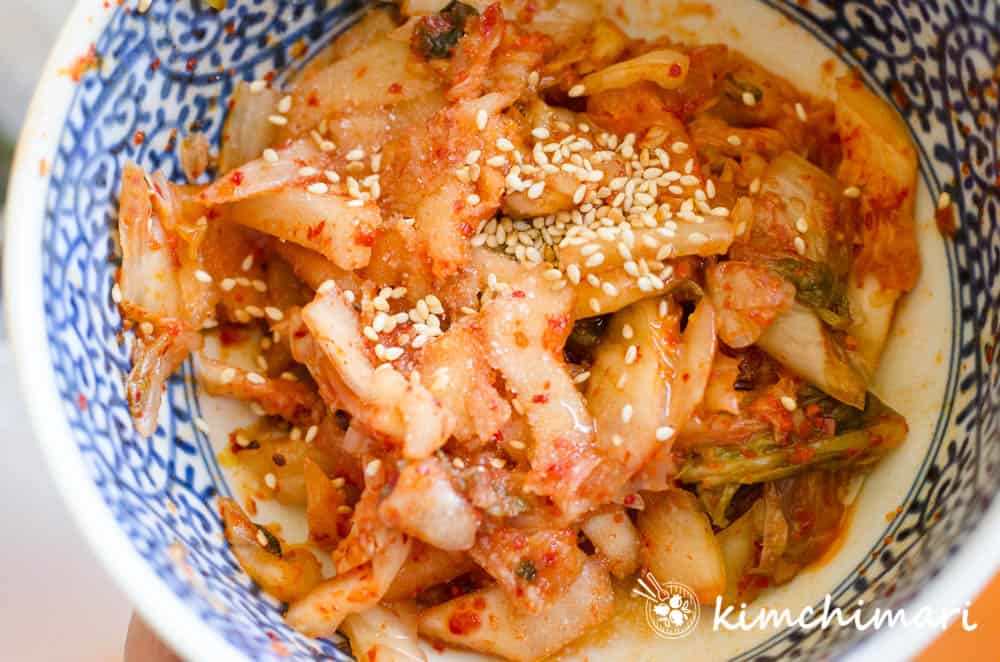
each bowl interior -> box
[11,1,999,660]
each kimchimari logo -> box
[633,572,700,639]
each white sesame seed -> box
[220,368,237,384]
[365,459,382,477]
[601,281,618,297]
[671,141,689,154]
[307,182,328,195]
[262,148,279,163]
[843,185,861,199]
[622,324,634,340]
[750,177,762,194]
[566,264,581,284]
[255,529,269,547]
[346,148,365,162]
[277,95,292,114]
[241,254,254,272]
[624,345,638,365]
[621,404,634,424]
[742,91,757,107]
[476,109,488,131]
[466,193,481,205]
[573,371,591,384]
[655,426,675,441]
[246,372,266,385]
[298,166,318,177]
[384,346,404,361]
[780,396,798,411]
[568,84,586,98]
[937,191,951,210]
[486,155,507,167]
[589,298,601,313]
[795,102,808,122]
[111,282,123,303]
[496,137,515,152]
[319,140,335,152]
[264,307,284,321]
[267,114,288,126]
[727,135,742,147]
[689,232,708,245]
[796,217,809,233]
[194,269,212,284]
[527,181,546,199]
[532,127,551,140]
[794,236,807,255]
[612,434,624,447]
[585,252,605,268]
[264,472,277,489]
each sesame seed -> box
[241,254,254,271]
[194,269,212,284]
[346,148,365,161]
[937,191,951,210]
[466,193,481,205]
[298,166,319,177]
[490,458,506,469]
[267,114,288,126]
[331,477,346,488]
[476,109,488,131]
[585,252,605,268]
[622,324,634,340]
[843,185,861,199]
[655,426,674,441]
[317,280,336,294]
[689,232,708,245]
[671,141,689,154]
[220,368,236,384]
[255,529,269,547]
[624,345,638,365]
[573,371,591,384]
[589,298,601,313]
[111,283,123,303]
[742,91,757,107]
[532,127,551,140]
[621,404,634,424]
[750,178,761,194]
[246,372,266,385]
[796,217,809,233]
[601,282,618,296]
[486,155,507,167]
[384,346,404,361]
[794,236,807,255]
[265,307,284,321]
[795,102,808,122]
[568,84,586,98]
[277,95,292,114]
[307,182,328,195]
[365,459,382,477]
[727,135,742,147]
[780,396,798,411]
[527,181,546,199]
[496,137,515,152]
[264,473,277,489]
[262,148,279,163]
[319,140,335,152]
[566,264,581,284]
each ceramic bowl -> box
[4,1,998,661]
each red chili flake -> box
[307,93,320,107]
[532,393,549,404]
[935,203,956,237]
[230,170,244,186]
[459,221,474,237]
[307,221,326,240]
[669,63,683,77]
[354,227,375,247]
[63,43,100,83]
[133,130,145,146]
[789,446,816,464]
[150,58,161,71]
[388,82,403,94]
[512,290,526,298]
[225,22,236,35]
[186,57,198,72]
[623,494,637,506]
[264,71,276,83]
[76,393,89,411]
[448,610,481,635]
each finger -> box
[124,613,183,662]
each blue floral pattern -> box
[38,1,998,660]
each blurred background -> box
[0,4,131,660]
[0,1,994,661]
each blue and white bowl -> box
[3,1,998,660]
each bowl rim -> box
[4,2,999,661]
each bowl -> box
[4,1,998,660]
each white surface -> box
[0,1,74,137]
[0,343,131,660]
